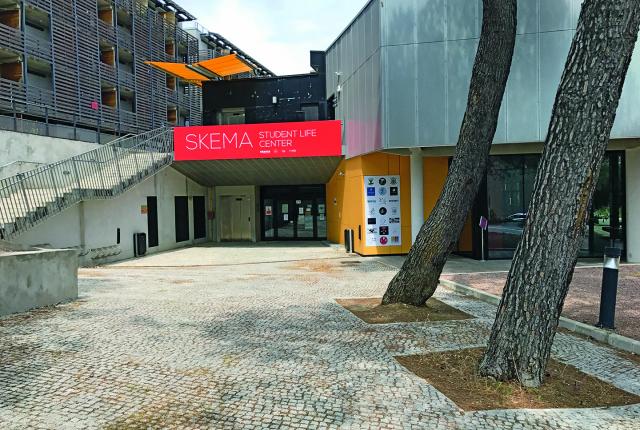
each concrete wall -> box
[0,161,44,180]
[0,129,101,167]
[626,147,640,263]
[14,167,210,265]
[0,249,78,316]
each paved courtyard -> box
[1,243,639,429]
[441,264,640,340]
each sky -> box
[177,0,369,75]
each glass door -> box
[276,199,295,239]
[580,152,626,257]
[260,185,327,241]
[295,199,315,239]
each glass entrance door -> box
[261,186,326,241]
[580,152,626,257]
[276,199,295,239]
[296,199,315,239]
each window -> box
[221,108,245,125]
[302,104,319,121]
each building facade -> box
[1,0,274,264]
[172,51,339,243]
[324,0,640,262]
[4,0,640,265]
[0,0,272,144]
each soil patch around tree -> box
[396,348,640,411]
[336,297,473,324]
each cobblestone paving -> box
[1,247,639,429]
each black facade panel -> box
[174,196,189,243]
[203,70,328,126]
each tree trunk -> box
[479,0,640,388]
[382,0,517,306]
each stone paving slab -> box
[0,247,639,429]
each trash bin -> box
[134,232,147,257]
[344,229,354,253]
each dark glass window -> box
[485,153,625,259]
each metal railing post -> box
[17,173,31,221]
[112,145,123,191]
[48,168,59,209]
[71,157,83,199]
[133,148,140,179]
[12,98,17,131]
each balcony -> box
[116,26,133,51]
[0,22,24,53]
[118,68,135,90]
[166,88,177,104]
[98,19,116,43]
[119,108,136,128]
[25,84,53,107]
[99,63,117,84]
[24,32,51,61]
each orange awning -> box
[194,53,252,77]
[144,61,209,85]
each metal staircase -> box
[0,127,174,241]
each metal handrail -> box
[0,127,174,240]
[0,77,176,140]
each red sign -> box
[173,120,342,161]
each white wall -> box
[0,130,100,166]
[13,167,210,265]
[626,147,640,263]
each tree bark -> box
[382,0,517,306]
[479,0,640,388]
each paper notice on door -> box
[283,214,289,221]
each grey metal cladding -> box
[539,30,574,139]
[416,0,446,43]
[383,0,417,46]
[445,38,478,147]
[417,43,446,146]
[506,33,539,143]
[612,47,640,137]
[445,0,481,41]
[331,0,640,156]
[385,44,417,149]
[539,0,575,32]
[326,0,383,157]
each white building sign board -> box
[363,175,401,247]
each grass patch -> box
[336,297,473,324]
[396,348,640,411]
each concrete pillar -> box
[626,147,640,262]
[410,149,424,243]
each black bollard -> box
[596,246,621,330]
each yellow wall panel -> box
[423,157,449,220]
[326,152,411,256]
